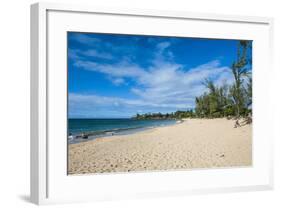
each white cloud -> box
[156,42,171,52]
[68,92,189,118]
[132,60,232,104]
[68,49,114,61]
[68,49,80,60]
[152,42,174,64]
[110,78,125,86]
[70,33,100,45]
[74,59,147,79]
[81,49,114,60]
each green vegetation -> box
[195,40,252,118]
[133,110,195,120]
[133,41,252,121]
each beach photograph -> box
[67,32,252,175]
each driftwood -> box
[234,120,241,128]
[245,116,252,124]
[234,116,252,128]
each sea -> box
[68,118,177,144]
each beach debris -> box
[81,133,88,139]
[220,154,225,158]
[234,120,241,128]
[241,116,252,125]
[234,116,252,128]
[246,116,252,124]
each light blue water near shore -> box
[68,118,177,143]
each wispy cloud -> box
[109,77,126,86]
[82,49,113,60]
[130,60,232,103]
[69,49,114,61]
[69,33,101,45]
[74,59,147,78]
[68,93,190,118]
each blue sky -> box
[68,32,251,118]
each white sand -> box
[68,118,252,174]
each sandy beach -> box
[68,118,252,174]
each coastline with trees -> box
[133,40,252,125]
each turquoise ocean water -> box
[68,118,177,143]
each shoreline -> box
[68,119,181,144]
[68,118,252,174]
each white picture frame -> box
[30,2,274,205]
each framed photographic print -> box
[30,2,274,205]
